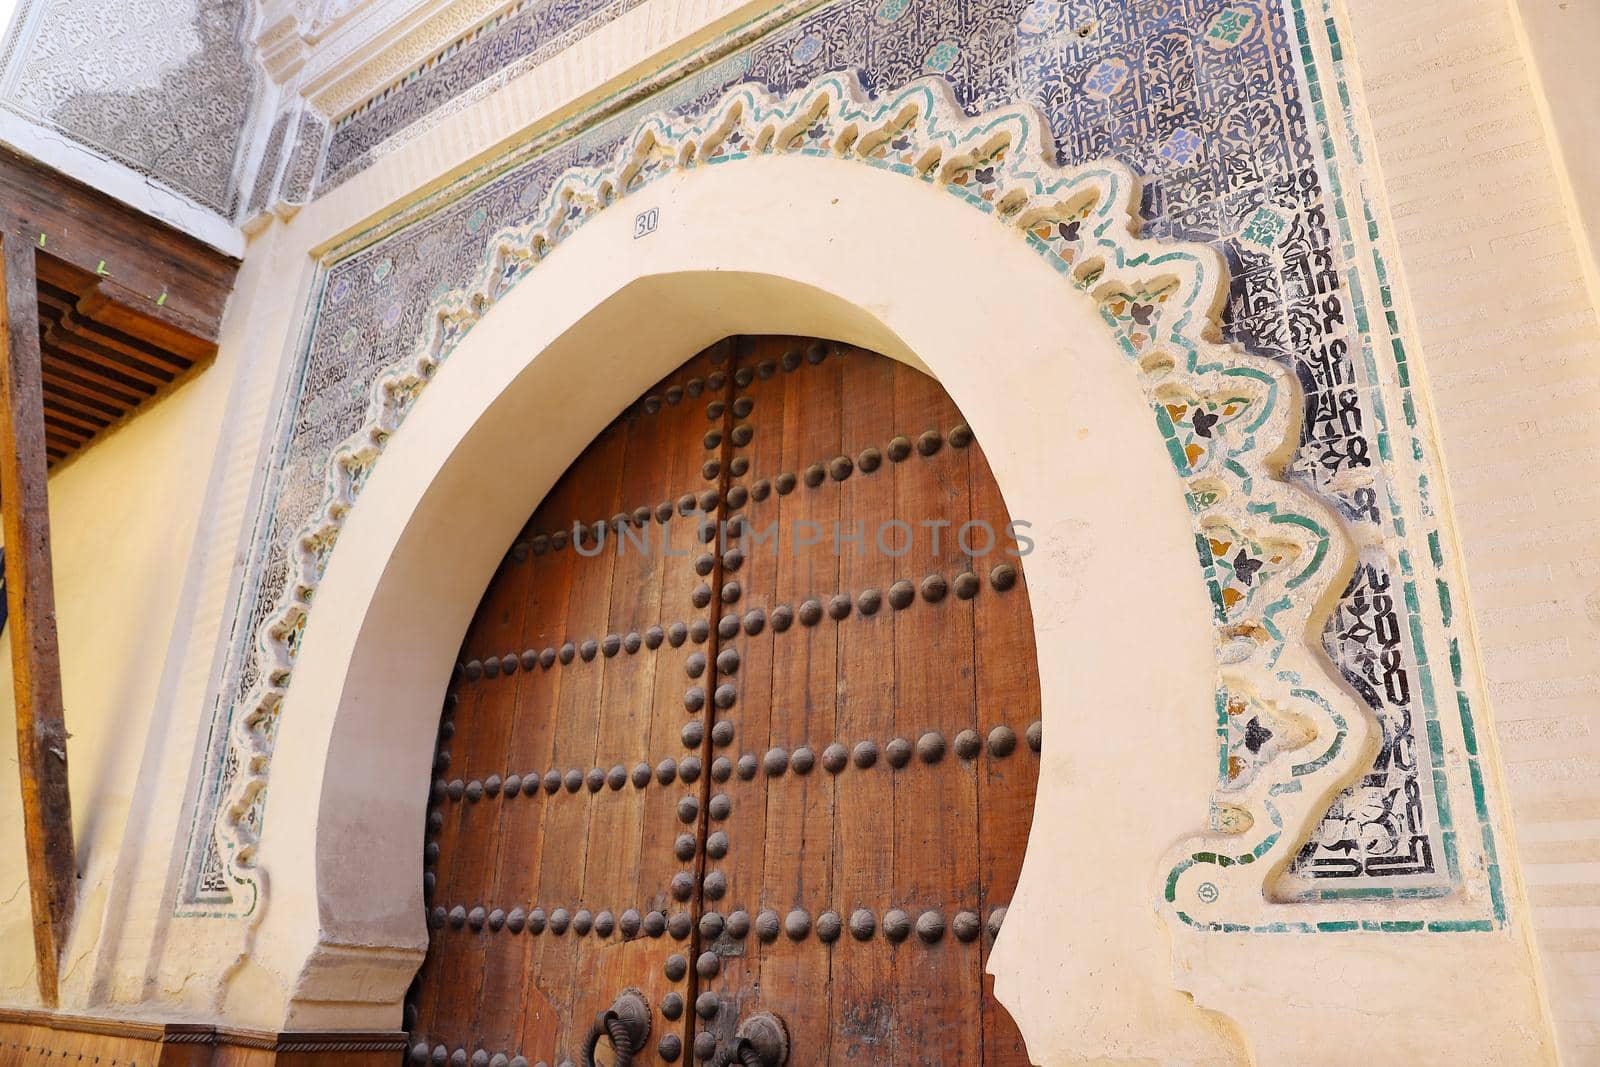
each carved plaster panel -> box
[300,0,520,117]
[248,110,294,216]
[210,72,1367,941]
[282,111,328,204]
[243,103,328,224]
[0,0,263,215]
[192,0,1502,930]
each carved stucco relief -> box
[303,0,373,37]
[0,0,261,214]
[248,110,294,216]
[244,105,328,220]
[306,0,534,121]
[210,72,1365,938]
[281,111,327,205]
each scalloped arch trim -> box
[212,72,1360,928]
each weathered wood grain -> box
[0,234,74,1007]
[412,337,1043,1065]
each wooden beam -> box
[41,399,108,435]
[35,255,217,353]
[37,326,174,390]
[39,361,144,413]
[78,284,216,364]
[40,349,153,407]
[0,231,75,1006]
[0,148,238,338]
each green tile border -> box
[1288,0,1503,926]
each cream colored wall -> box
[0,304,235,1003]
[0,222,328,1011]
[1513,0,1600,304]
[0,0,1589,1060]
[1339,0,1600,1060]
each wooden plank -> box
[578,404,664,941]
[687,339,759,1054]
[454,548,533,1056]
[40,424,95,456]
[830,344,901,1066]
[572,348,731,1066]
[32,284,74,317]
[969,443,1040,1065]
[531,420,626,1065]
[622,344,737,1063]
[39,350,152,407]
[34,257,215,361]
[469,530,560,1061]
[76,285,217,364]
[39,401,106,436]
[41,339,159,400]
[0,232,74,1006]
[751,337,845,1061]
[50,312,189,375]
[404,690,459,1055]
[26,248,214,466]
[0,149,236,338]
[417,582,500,1056]
[37,376,124,420]
[39,417,92,445]
[889,358,983,1065]
[36,328,176,389]
[502,499,581,1064]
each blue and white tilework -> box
[187,0,1453,908]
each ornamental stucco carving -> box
[306,0,533,120]
[210,72,1363,937]
[0,0,261,214]
[281,112,327,204]
[244,105,327,219]
[248,110,294,216]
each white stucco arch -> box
[243,151,1236,1059]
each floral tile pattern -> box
[186,0,1463,912]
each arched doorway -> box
[253,151,1243,1061]
[408,335,1042,1065]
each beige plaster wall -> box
[0,0,1584,1061]
[0,219,326,1012]
[1513,0,1600,303]
[1340,0,1600,1059]
[0,298,235,1003]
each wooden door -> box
[408,337,1042,1067]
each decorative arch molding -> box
[209,70,1484,1049]
[218,72,1365,932]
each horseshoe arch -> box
[226,74,1364,1057]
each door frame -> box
[227,99,1434,1056]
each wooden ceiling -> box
[33,254,216,463]
[1,147,239,465]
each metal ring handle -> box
[710,1038,765,1067]
[581,991,650,1067]
[581,1012,623,1067]
[712,1012,789,1067]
